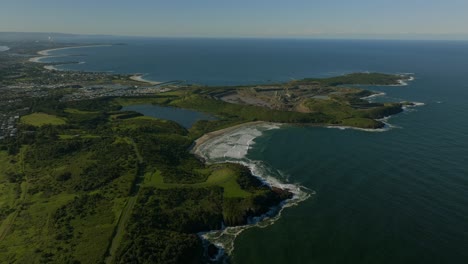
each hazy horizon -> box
[1,31,468,42]
[2,0,468,40]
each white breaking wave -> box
[388,74,416,86]
[195,123,312,260]
[326,123,394,133]
[410,102,425,107]
[0,46,9,52]
[196,124,279,162]
[327,100,425,133]
[328,97,425,133]
[326,114,401,133]
[400,76,416,85]
[361,92,386,101]
[402,101,426,112]
[201,160,311,260]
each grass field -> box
[143,166,250,198]
[0,139,133,263]
[64,108,98,114]
[113,95,182,106]
[20,112,67,126]
[58,134,100,140]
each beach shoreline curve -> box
[28,44,163,85]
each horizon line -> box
[2,31,468,42]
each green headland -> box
[0,43,413,263]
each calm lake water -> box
[45,38,468,263]
[121,104,216,128]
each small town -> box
[0,113,19,140]
[0,43,180,141]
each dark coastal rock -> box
[207,244,220,260]
[223,185,293,226]
[272,187,294,200]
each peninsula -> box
[0,42,414,263]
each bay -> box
[43,38,468,263]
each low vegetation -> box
[20,112,67,126]
[0,71,409,263]
[115,73,408,130]
[0,97,290,263]
[299,72,408,86]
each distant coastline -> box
[28,45,162,86]
[42,45,113,55]
[29,44,112,62]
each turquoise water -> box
[44,38,468,263]
[121,104,216,128]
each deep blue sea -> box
[44,38,468,263]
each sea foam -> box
[196,125,275,162]
[402,101,426,112]
[195,123,311,260]
[361,92,386,101]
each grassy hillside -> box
[20,112,67,126]
[299,72,407,86]
[0,72,409,263]
[0,98,290,263]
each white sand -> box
[190,121,268,159]
[29,45,163,84]
[129,74,162,85]
[44,65,58,71]
[28,44,112,63]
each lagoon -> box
[121,104,216,128]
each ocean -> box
[41,38,468,263]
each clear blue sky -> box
[1,0,468,39]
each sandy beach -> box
[28,44,112,63]
[190,121,268,158]
[29,45,163,85]
[44,65,58,71]
[129,74,162,85]
[39,44,112,56]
